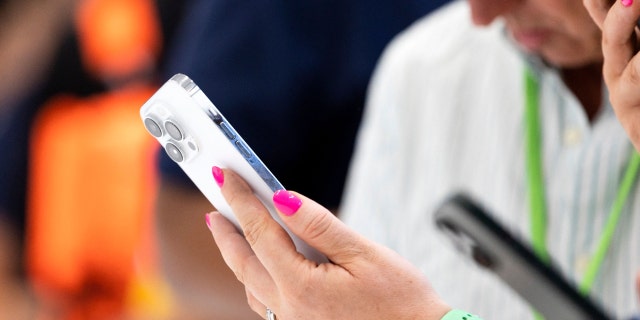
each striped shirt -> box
[340,1,640,319]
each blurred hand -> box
[206,168,450,320]
[584,0,640,151]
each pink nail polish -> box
[212,166,224,187]
[205,214,212,229]
[272,190,302,216]
[622,0,633,7]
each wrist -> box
[416,298,451,320]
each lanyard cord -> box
[580,151,640,294]
[523,68,640,295]
[524,68,550,264]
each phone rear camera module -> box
[164,120,184,141]
[471,246,495,270]
[437,220,459,235]
[165,142,184,163]
[144,118,163,137]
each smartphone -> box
[434,193,613,320]
[140,73,327,263]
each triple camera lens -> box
[143,117,187,163]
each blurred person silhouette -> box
[154,0,450,318]
[0,0,188,318]
[0,0,79,318]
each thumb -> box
[272,190,374,265]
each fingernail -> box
[272,190,302,216]
[212,166,224,187]
[622,0,633,7]
[205,213,212,229]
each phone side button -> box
[220,122,236,140]
[235,141,252,159]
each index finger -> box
[217,168,314,282]
[220,167,374,268]
[601,0,640,79]
[274,191,378,267]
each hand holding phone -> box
[140,74,327,263]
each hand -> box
[205,168,450,320]
[584,0,640,151]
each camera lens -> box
[144,118,163,137]
[438,220,459,235]
[164,120,183,141]
[165,142,184,163]
[471,246,495,269]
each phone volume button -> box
[235,141,252,159]
[219,122,236,140]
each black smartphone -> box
[434,193,613,320]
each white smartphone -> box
[140,73,327,263]
[434,193,613,320]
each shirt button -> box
[563,128,582,147]
[575,254,590,276]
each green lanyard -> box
[524,68,640,295]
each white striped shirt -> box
[340,1,640,319]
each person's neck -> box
[560,63,603,123]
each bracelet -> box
[440,309,483,320]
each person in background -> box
[0,0,79,317]
[154,0,450,318]
[202,0,640,319]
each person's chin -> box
[512,29,548,53]
[541,50,602,69]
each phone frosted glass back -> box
[140,74,326,263]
